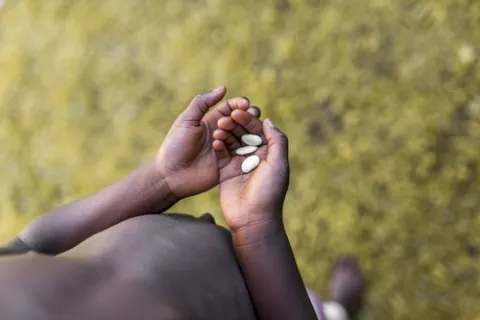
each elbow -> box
[0,236,31,255]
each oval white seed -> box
[235,146,258,156]
[241,134,262,146]
[241,155,260,174]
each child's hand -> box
[214,112,318,320]
[156,86,257,200]
[213,110,289,233]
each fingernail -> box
[250,106,261,117]
[265,118,275,128]
[212,86,224,93]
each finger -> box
[263,118,289,167]
[213,139,227,151]
[217,116,248,139]
[213,129,242,150]
[213,140,231,167]
[214,96,250,117]
[230,109,267,143]
[247,106,261,118]
[178,86,226,124]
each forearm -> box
[232,220,317,320]
[17,159,177,255]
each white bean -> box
[241,155,260,174]
[241,134,262,146]
[235,146,258,156]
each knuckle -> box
[192,94,204,103]
[225,99,233,111]
[191,94,209,113]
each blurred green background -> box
[1,0,479,319]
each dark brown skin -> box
[16,86,256,255]
[0,86,261,319]
[214,111,318,320]
[0,86,313,320]
[0,214,256,320]
[157,86,255,199]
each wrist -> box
[231,218,285,248]
[140,159,179,211]
[222,203,284,236]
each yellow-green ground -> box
[1,1,479,318]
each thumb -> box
[263,118,289,168]
[179,86,226,124]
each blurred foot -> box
[330,256,365,318]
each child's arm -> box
[2,86,254,255]
[215,113,317,320]
[15,159,175,255]
[232,220,317,320]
